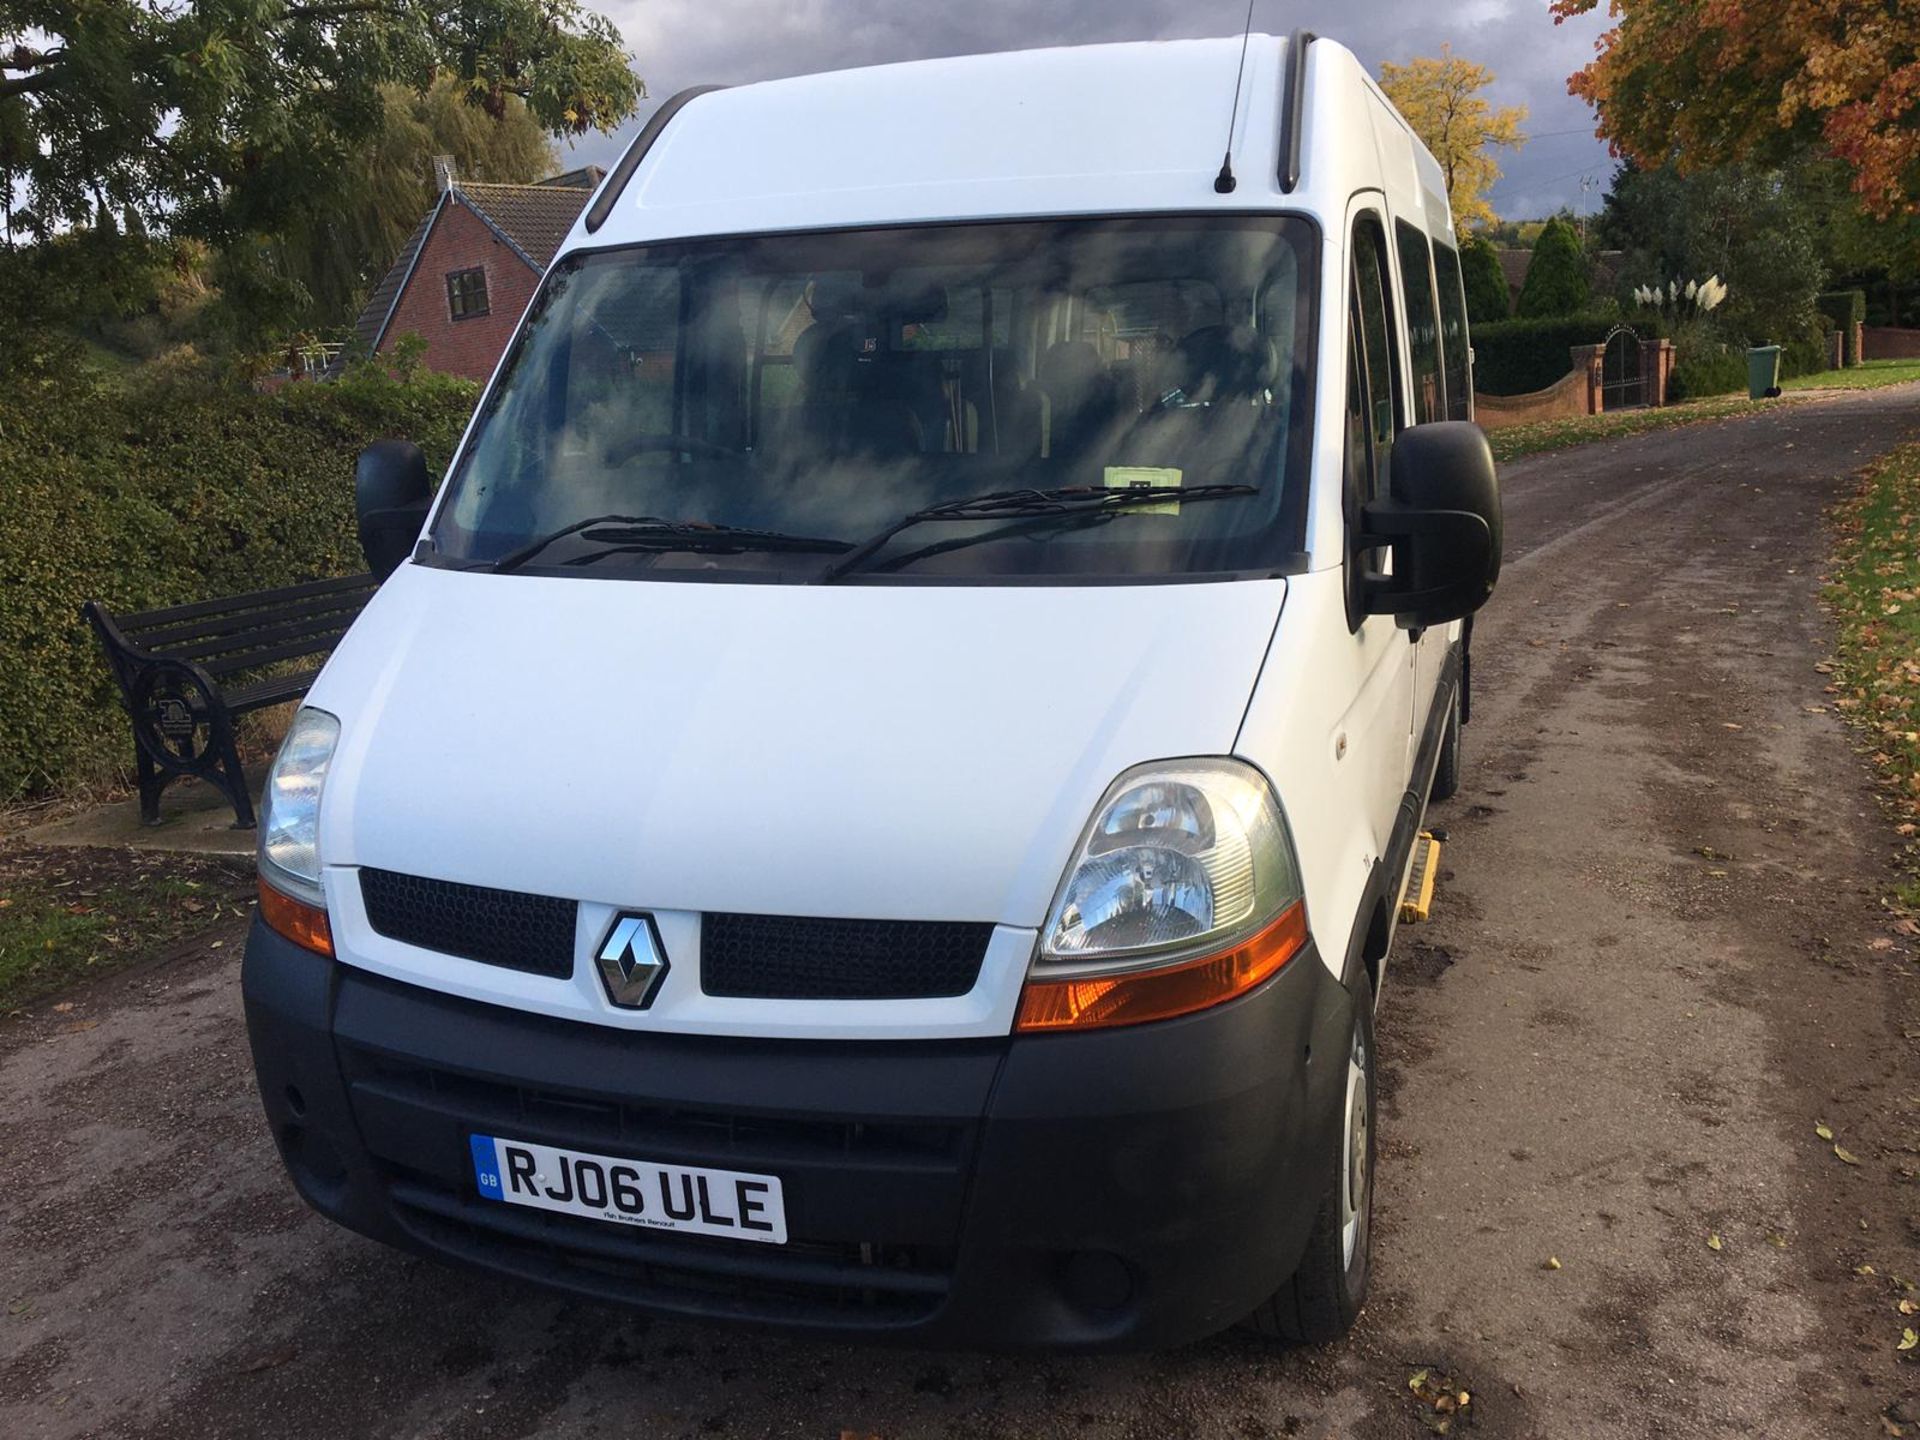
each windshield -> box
[429,217,1318,583]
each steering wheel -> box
[603,433,739,465]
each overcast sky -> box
[559,0,1617,221]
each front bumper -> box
[243,918,1353,1350]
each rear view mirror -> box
[1358,422,1502,628]
[355,440,433,581]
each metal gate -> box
[1601,325,1645,410]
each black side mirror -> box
[355,440,432,581]
[1358,422,1503,629]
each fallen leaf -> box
[1861,1264,1880,1276]
[1838,1145,1864,1166]
[1707,1233,1724,1251]
[50,1001,74,1014]
[1819,1124,1836,1140]
[1544,1255,1562,1270]
[1767,1232,1789,1248]
[1873,939,1898,952]
[1901,1299,1919,1316]
[237,1345,297,1374]
[1900,1329,1918,1352]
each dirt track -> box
[5,386,1920,1439]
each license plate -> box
[469,1134,787,1244]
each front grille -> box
[386,1175,952,1326]
[359,868,576,979]
[345,1048,970,1169]
[701,913,992,1000]
[356,867,990,1000]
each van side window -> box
[1394,221,1443,424]
[1345,311,1373,509]
[1349,214,1403,500]
[1431,242,1473,422]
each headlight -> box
[1020,759,1307,1031]
[260,707,340,906]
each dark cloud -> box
[564,1,1614,220]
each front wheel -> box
[1242,970,1376,1343]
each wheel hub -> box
[1340,1031,1371,1268]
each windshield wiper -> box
[815,484,1259,584]
[491,514,850,574]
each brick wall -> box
[379,200,541,381]
[1865,326,1920,362]
[1474,369,1588,431]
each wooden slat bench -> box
[83,574,378,828]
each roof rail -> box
[1277,30,1316,194]
[584,84,727,235]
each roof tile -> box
[456,182,593,269]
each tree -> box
[1379,46,1528,229]
[1461,236,1512,323]
[1553,0,1920,218]
[0,1,639,338]
[276,76,558,329]
[1516,218,1590,317]
[1602,159,1828,342]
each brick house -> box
[351,164,604,380]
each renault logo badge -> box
[596,913,670,1010]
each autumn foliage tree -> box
[1379,46,1528,228]
[1554,0,1920,217]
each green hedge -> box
[1471,310,1631,396]
[1818,290,1868,328]
[1780,334,1832,381]
[1668,346,1749,402]
[0,342,477,798]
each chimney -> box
[432,154,457,194]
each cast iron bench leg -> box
[214,720,258,830]
[135,738,165,827]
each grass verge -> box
[0,844,254,1013]
[1487,362,1920,464]
[1783,358,1920,393]
[1487,394,1768,463]
[1826,444,1920,904]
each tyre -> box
[1428,687,1462,803]
[1242,969,1376,1344]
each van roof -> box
[571,34,1447,252]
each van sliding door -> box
[1344,204,1419,870]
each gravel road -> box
[5,387,1920,1439]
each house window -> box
[446,267,489,321]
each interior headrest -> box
[793,321,865,391]
[1163,325,1279,405]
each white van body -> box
[244,33,1500,1349]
